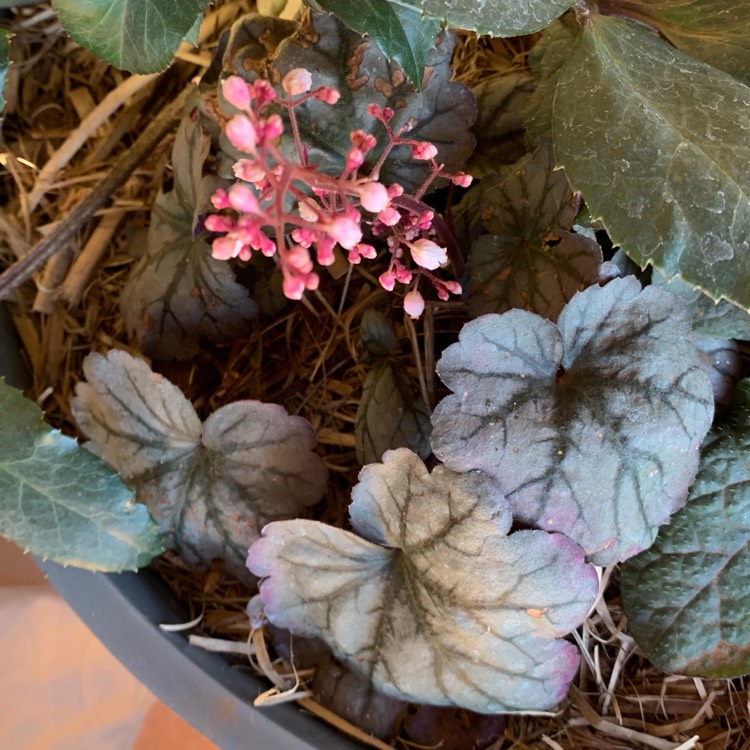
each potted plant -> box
[2,1,750,747]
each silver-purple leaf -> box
[248,448,598,713]
[72,350,327,582]
[432,277,715,565]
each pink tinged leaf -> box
[409,239,448,270]
[222,76,252,110]
[246,449,599,712]
[283,68,313,96]
[227,184,259,213]
[225,115,258,152]
[358,182,390,213]
[411,142,439,161]
[404,290,425,319]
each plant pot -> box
[0,304,360,750]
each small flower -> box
[298,201,319,223]
[210,188,231,210]
[387,183,404,199]
[350,130,377,153]
[379,270,396,291]
[326,216,362,250]
[443,280,463,295]
[404,290,425,319]
[233,159,265,184]
[212,236,243,260]
[287,245,314,273]
[204,214,234,233]
[411,141,438,161]
[394,265,413,284]
[314,87,340,104]
[225,115,257,152]
[283,274,306,300]
[304,272,320,290]
[346,148,364,171]
[260,114,283,142]
[378,206,401,226]
[222,76,251,110]
[358,182,390,213]
[408,238,447,270]
[355,243,377,260]
[416,210,434,231]
[251,79,277,106]
[283,68,313,96]
[228,183,259,213]
[450,172,473,188]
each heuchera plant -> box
[4,0,750,737]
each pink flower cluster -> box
[205,68,471,317]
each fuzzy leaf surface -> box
[411,0,575,37]
[432,277,715,564]
[248,448,599,713]
[311,0,440,90]
[72,351,327,582]
[121,118,256,360]
[0,380,163,571]
[553,15,750,310]
[468,144,602,320]
[52,0,209,73]
[651,270,750,340]
[616,0,750,84]
[621,380,750,677]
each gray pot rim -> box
[1,304,359,750]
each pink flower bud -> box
[379,270,396,291]
[346,148,364,171]
[314,87,340,104]
[283,275,306,300]
[251,79,276,106]
[350,130,377,153]
[326,216,362,250]
[225,115,257,152]
[347,248,362,264]
[355,243,377,260]
[257,233,276,257]
[443,280,463,295]
[212,236,243,260]
[409,238,447,270]
[291,227,314,247]
[394,266,413,284]
[283,68,313,96]
[416,210,434,231]
[382,107,394,122]
[211,188,231,210]
[288,245,314,273]
[367,103,384,119]
[411,141,438,160]
[204,214,234,232]
[233,159,265,184]
[437,287,450,301]
[404,290,425,319]
[450,172,473,188]
[316,242,336,266]
[261,114,283,141]
[358,182,390,213]
[298,201,319,223]
[228,183,259,213]
[222,76,251,110]
[304,273,320,290]
[378,206,401,226]
[387,183,404,199]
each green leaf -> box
[121,118,257,360]
[467,144,602,320]
[411,0,576,37]
[621,380,750,677]
[553,14,750,311]
[51,0,209,73]
[651,269,750,340]
[312,0,440,90]
[0,29,9,127]
[248,448,599,712]
[355,311,432,464]
[432,277,715,565]
[0,379,163,571]
[72,350,328,582]
[616,0,750,85]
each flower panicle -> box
[207,69,468,318]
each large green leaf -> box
[311,0,440,90]
[248,448,598,712]
[72,350,327,582]
[615,0,750,85]
[409,0,575,37]
[432,277,715,565]
[0,380,163,571]
[621,380,750,677]
[553,14,750,311]
[0,29,9,127]
[52,0,209,73]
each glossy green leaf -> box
[432,277,715,565]
[411,0,576,37]
[312,0,440,90]
[615,0,750,84]
[121,118,256,360]
[52,0,209,73]
[553,15,750,311]
[651,269,750,340]
[0,380,163,571]
[621,380,750,677]
[248,449,599,712]
[0,29,9,127]
[72,350,327,582]
[468,144,602,320]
